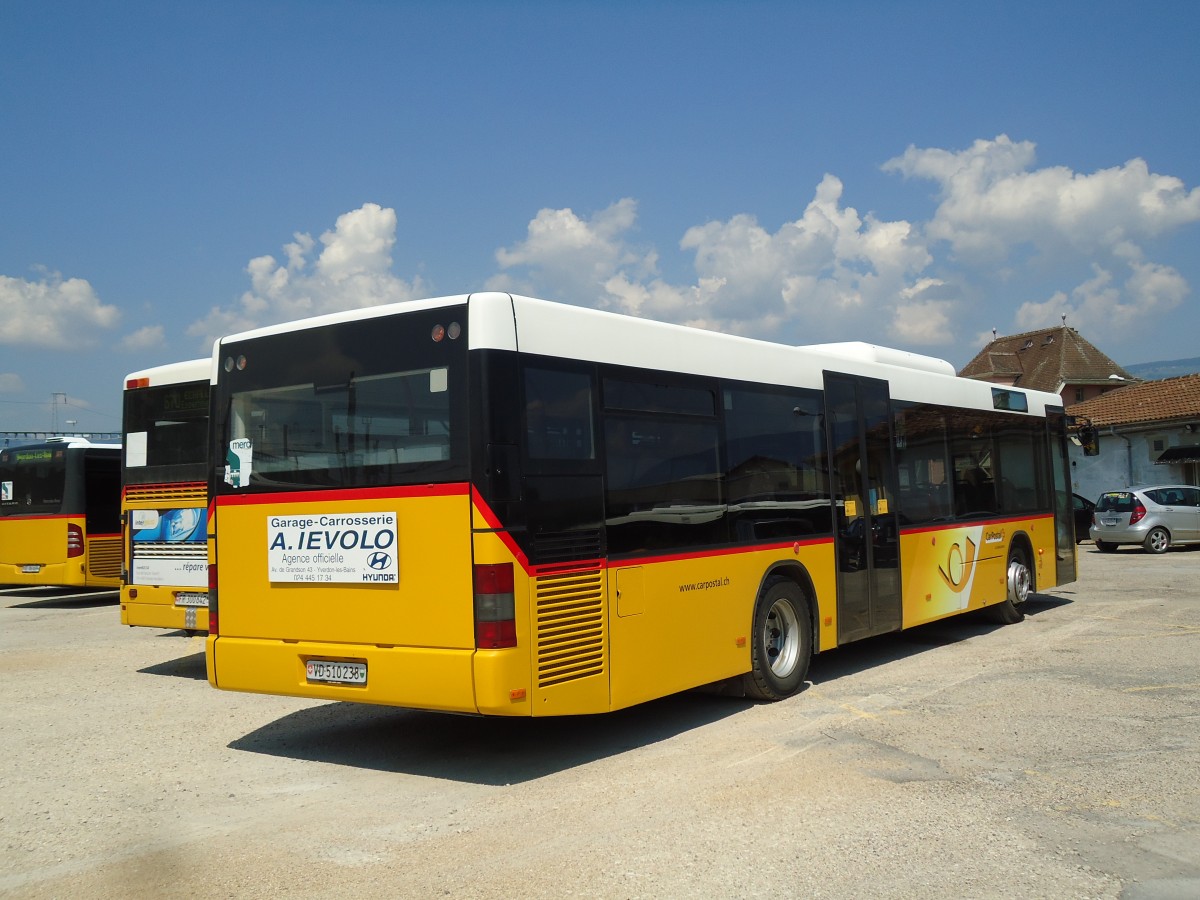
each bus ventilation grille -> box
[88,537,123,578]
[532,529,603,565]
[124,482,207,504]
[534,567,606,688]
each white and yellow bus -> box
[206,292,1077,715]
[120,359,211,631]
[0,437,122,588]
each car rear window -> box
[1096,492,1136,512]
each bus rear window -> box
[0,448,66,514]
[226,367,458,489]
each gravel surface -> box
[2,545,1198,899]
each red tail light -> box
[1129,500,1147,525]
[207,563,218,634]
[474,562,516,649]
[66,523,84,558]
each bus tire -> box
[743,579,812,701]
[986,545,1033,624]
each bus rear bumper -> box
[207,636,482,713]
[121,597,207,631]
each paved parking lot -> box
[2,545,1199,899]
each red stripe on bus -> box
[216,483,470,507]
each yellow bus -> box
[206,292,1077,715]
[120,359,211,631]
[0,438,122,588]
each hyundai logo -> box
[367,552,392,570]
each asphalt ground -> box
[2,543,1198,899]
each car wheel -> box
[1095,540,1117,553]
[742,579,811,701]
[1143,527,1170,554]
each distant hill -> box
[1123,357,1200,380]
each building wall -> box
[1070,430,1200,501]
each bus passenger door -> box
[824,373,901,644]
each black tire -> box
[743,579,812,701]
[1143,527,1170,554]
[985,545,1033,624]
[1095,540,1118,553]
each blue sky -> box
[2,0,1198,433]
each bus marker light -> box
[129,588,138,599]
[431,324,446,342]
[793,542,800,554]
[736,636,746,648]
[509,688,526,701]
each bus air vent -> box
[534,566,605,688]
[531,529,603,565]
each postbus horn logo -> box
[938,535,978,593]
[367,551,392,570]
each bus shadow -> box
[6,589,119,609]
[139,651,207,681]
[228,692,750,785]
[806,591,1071,679]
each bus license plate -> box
[21,565,41,574]
[306,660,367,685]
[174,592,208,607]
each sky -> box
[2,0,1198,434]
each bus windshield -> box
[214,309,469,492]
[0,446,66,515]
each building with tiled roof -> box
[958,325,1137,408]
[1065,373,1200,501]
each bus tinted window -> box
[124,382,209,469]
[723,385,831,539]
[894,404,952,524]
[603,378,715,416]
[0,447,66,515]
[228,367,456,489]
[604,416,722,554]
[525,367,595,461]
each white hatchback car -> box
[1090,485,1200,553]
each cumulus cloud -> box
[0,373,25,392]
[491,181,938,346]
[187,203,425,346]
[883,134,1200,263]
[118,325,165,352]
[0,270,120,348]
[1016,259,1188,339]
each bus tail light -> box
[66,523,84,558]
[207,563,219,634]
[1130,500,1147,526]
[474,562,516,649]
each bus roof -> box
[3,437,121,452]
[215,292,1064,417]
[123,358,212,389]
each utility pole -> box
[51,393,66,432]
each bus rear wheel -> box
[743,579,811,701]
[986,545,1032,624]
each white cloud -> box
[0,373,25,392]
[492,181,935,345]
[883,134,1200,263]
[0,270,120,348]
[118,325,165,352]
[1015,259,1188,339]
[187,203,425,346]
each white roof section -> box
[214,292,1063,417]
[36,437,121,451]
[123,358,211,388]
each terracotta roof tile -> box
[1066,373,1200,427]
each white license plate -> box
[174,592,209,607]
[306,660,367,685]
[1102,518,1118,526]
[21,564,40,574]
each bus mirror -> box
[1078,425,1099,457]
